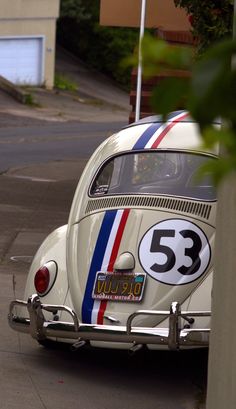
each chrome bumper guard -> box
[8,294,211,350]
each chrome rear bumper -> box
[8,294,211,350]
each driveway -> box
[0,47,130,126]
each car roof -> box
[99,111,219,158]
[125,111,194,128]
[125,111,221,129]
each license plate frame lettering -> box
[92,272,146,302]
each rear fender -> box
[23,225,69,314]
[181,270,212,329]
[157,271,212,330]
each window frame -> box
[88,149,218,202]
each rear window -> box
[90,151,216,201]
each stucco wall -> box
[0,0,60,88]
[0,0,59,19]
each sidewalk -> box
[0,47,130,126]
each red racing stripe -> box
[97,209,130,324]
[151,112,189,148]
[107,209,130,272]
[97,300,107,325]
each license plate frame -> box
[92,271,146,302]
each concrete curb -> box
[0,75,32,104]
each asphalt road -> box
[0,120,126,172]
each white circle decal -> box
[139,219,211,285]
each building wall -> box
[100,0,190,31]
[0,0,60,88]
[0,0,59,19]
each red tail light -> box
[34,261,57,296]
[34,267,50,295]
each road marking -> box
[5,174,56,182]
[10,255,33,264]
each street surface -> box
[0,120,125,172]
[0,54,207,409]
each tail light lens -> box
[34,261,57,296]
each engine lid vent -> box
[85,196,213,220]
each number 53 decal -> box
[138,219,211,285]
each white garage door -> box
[0,37,43,85]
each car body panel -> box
[21,225,69,319]
[68,209,214,329]
[9,111,218,350]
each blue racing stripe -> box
[81,210,117,323]
[167,110,186,120]
[132,123,163,150]
[133,111,188,150]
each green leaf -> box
[151,78,190,117]
[189,39,236,127]
[141,34,193,77]
[202,127,236,152]
[205,157,236,185]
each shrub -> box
[57,0,138,88]
[174,0,234,53]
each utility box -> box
[0,0,60,88]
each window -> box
[90,151,216,201]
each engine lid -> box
[67,208,214,327]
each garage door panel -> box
[0,37,43,85]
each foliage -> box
[174,0,234,53]
[140,34,194,75]
[23,93,38,107]
[60,0,91,22]
[54,73,78,92]
[141,33,236,184]
[58,0,138,88]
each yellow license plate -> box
[92,272,146,302]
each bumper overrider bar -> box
[8,294,211,350]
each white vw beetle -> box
[9,111,218,351]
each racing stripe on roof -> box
[150,111,189,148]
[132,122,163,150]
[168,110,187,119]
[133,111,188,150]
